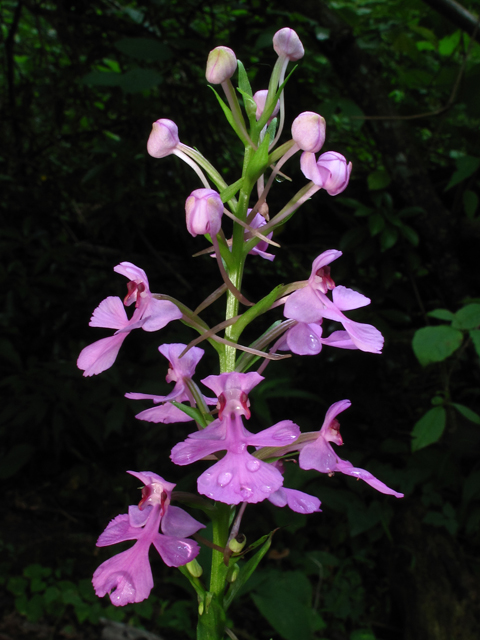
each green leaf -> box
[427,309,454,321]
[412,325,463,366]
[368,212,385,236]
[208,87,241,140]
[223,531,274,610]
[245,132,270,183]
[445,156,480,191]
[170,401,207,427]
[7,576,28,596]
[412,407,446,451]
[120,69,163,93]
[463,190,478,219]
[251,571,314,640]
[469,329,480,357]
[399,224,419,247]
[451,403,480,424]
[439,30,461,56]
[219,178,243,203]
[237,60,253,97]
[452,303,480,330]
[367,169,391,191]
[114,38,172,61]
[379,225,398,251]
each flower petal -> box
[92,541,153,606]
[96,514,140,547]
[89,297,129,330]
[135,403,194,424]
[284,286,325,323]
[285,322,323,355]
[247,420,300,448]
[153,534,201,567]
[299,437,339,474]
[269,487,321,514]
[332,285,370,310]
[77,333,128,377]
[161,506,205,537]
[197,452,283,504]
[142,298,182,332]
[334,459,404,498]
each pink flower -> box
[277,320,357,356]
[147,119,180,158]
[246,212,275,261]
[300,151,352,196]
[273,28,304,61]
[126,343,216,424]
[185,189,223,237]
[267,461,321,514]
[283,250,384,354]
[77,263,182,376]
[298,401,403,498]
[171,373,300,504]
[92,471,204,606]
[292,112,326,154]
[206,46,237,84]
[253,90,280,122]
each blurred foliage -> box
[1,0,480,639]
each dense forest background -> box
[2,1,480,639]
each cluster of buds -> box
[79,28,402,630]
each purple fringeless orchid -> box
[298,401,403,497]
[171,372,300,504]
[267,461,321,514]
[283,249,384,354]
[92,471,204,606]
[77,263,182,376]
[126,343,216,424]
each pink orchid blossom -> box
[292,112,326,154]
[300,150,352,196]
[206,46,237,84]
[267,461,321,514]
[247,212,275,261]
[253,90,280,123]
[126,343,216,424]
[147,119,180,158]
[283,250,384,354]
[185,188,223,237]
[273,28,304,61]
[92,471,204,606]
[171,372,300,504]
[298,401,403,498]
[77,263,182,377]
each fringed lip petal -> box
[197,451,284,504]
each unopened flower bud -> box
[300,150,352,196]
[226,563,240,583]
[273,28,304,61]
[292,112,326,153]
[206,46,237,84]
[186,558,203,578]
[147,119,179,158]
[228,533,246,553]
[185,188,223,237]
[253,90,280,122]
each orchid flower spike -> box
[206,46,237,84]
[298,402,404,498]
[92,471,204,606]
[301,150,352,196]
[283,249,384,353]
[77,263,182,376]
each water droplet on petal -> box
[308,333,320,353]
[202,472,213,485]
[261,484,272,493]
[240,485,253,499]
[217,471,233,487]
[246,458,260,472]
